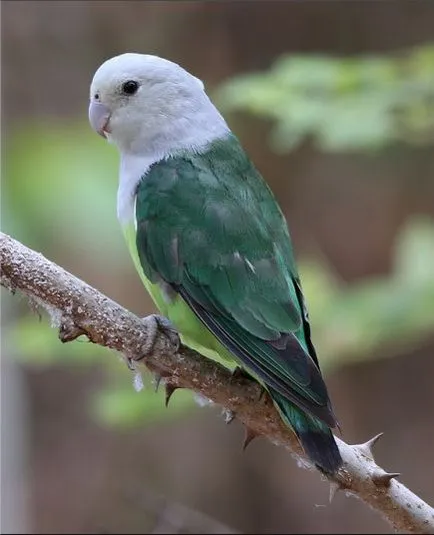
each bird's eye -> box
[94,93,100,100]
[122,80,139,95]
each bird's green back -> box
[134,133,336,427]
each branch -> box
[1,231,433,534]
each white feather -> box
[90,53,230,225]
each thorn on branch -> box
[242,425,260,451]
[372,470,401,487]
[154,373,163,392]
[329,481,341,503]
[152,370,172,392]
[164,383,181,407]
[354,432,384,461]
[59,318,87,343]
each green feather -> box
[132,133,342,472]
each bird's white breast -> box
[117,152,163,225]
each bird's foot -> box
[137,314,180,359]
[130,315,183,407]
[126,314,179,370]
[148,314,180,350]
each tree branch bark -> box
[1,231,433,534]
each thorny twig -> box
[1,232,434,534]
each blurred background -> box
[2,1,434,533]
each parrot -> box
[88,53,343,474]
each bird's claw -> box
[139,314,180,357]
[152,314,180,350]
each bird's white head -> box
[89,53,229,156]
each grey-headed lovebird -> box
[89,53,342,474]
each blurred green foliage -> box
[3,122,123,260]
[217,44,434,152]
[304,218,434,370]
[3,44,434,429]
[6,312,198,428]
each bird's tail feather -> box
[270,389,342,474]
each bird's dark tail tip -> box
[297,426,343,475]
[271,390,343,474]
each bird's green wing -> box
[135,135,336,427]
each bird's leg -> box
[145,314,180,350]
[139,314,183,406]
[126,315,181,398]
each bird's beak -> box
[89,101,111,138]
